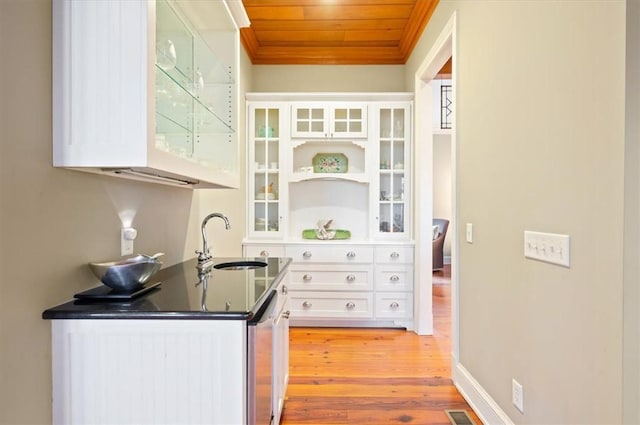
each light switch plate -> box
[524,230,570,267]
[466,223,473,243]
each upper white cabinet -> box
[246,93,412,243]
[291,103,368,139]
[248,102,287,238]
[52,0,249,188]
[375,105,411,239]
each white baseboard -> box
[452,355,514,425]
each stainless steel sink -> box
[213,260,268,271]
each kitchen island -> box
[42,257,291,425]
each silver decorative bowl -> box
[89,253,163,292]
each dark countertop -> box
[42,257,291,321]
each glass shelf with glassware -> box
[155,0,235,155]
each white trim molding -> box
[453,356,514,425]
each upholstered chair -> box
[432,218,449,271]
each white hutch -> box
[243,93,415,330]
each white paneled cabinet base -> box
[52,320,245,424]
[244,92,415,330]
[52,0,247,188]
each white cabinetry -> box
[375,105,412,239]
[374,246,413,328]
[53,0,248,188]
[51,320,246,424]
[248,103,287,237]
[272,267,290,424]
[244,93,414,329]
[291,103,367,139]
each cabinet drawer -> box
[286,245,373,264]
[375,292,413,319]
[290,268,372,291]
[375,246,414,264]
[243,244,286,258]
[375,267,413,292]
[289,291,373,318]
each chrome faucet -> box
[195,213,231,269]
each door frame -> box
[413,11,458,360]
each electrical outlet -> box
[512,378,524,413]
[121,227,137,256]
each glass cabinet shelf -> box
[156,65,234,135]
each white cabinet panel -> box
[52,320,245,425]
[290,267,373,291]
[374,245,414,264]
[375,292,413,319]
[290,103,367,139]
[286,245,373,263]
[243,244,286,258]
[375,268,413,292]
[289,291,373,318]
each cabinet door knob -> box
[390,302,400,309]
[283,310,291,319]
[281,285,288,294]
[346,251,356,258]
[303,251,312,258]
[259,250,269,257]
[390,275,400,282]
[346,274,356,282]
[390,252,400,259]
[346,302,356,310]
[302,301,312,309]
[303,274,312,281]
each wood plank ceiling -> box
[240,0,440,65]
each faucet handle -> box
[195,249,209,262]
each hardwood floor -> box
[281,265,482,424]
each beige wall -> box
[433,134,452,259]
[251,64,405,92]
[406,1,627,424]
[0,1,249,423]
[2,0,634,424]
[623,0,640,423]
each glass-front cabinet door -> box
[249,105,284,238]
[290,103,367,139]
[377,105,411,239]
[154,0,237,178]
[330,104,367,138]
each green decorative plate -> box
[312,153,348,173]
[302,229,352,240]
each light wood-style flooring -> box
[281,265,482,424]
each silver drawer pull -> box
[303,274,312,281]
[283,310,291,319]
[346,274,356,282]
[390,275,400,282]
[390,252,400,259]
[390,302,400,309]
[303,251,312,258]
[346,251,356,258]
[302,301,312,309]
[259,250,269,257]
[346,302,356,310]
[281,285,288,295]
